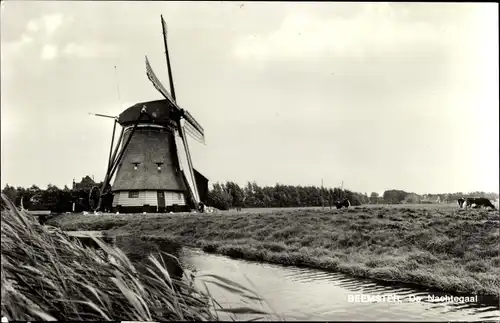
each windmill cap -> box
[118,99,180,127]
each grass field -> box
[49,205,500,298]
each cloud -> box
[27,13,70,37]
[41,44,58,60]
[42,13,65,36]
[26,20,40,32]
[1,34,33,62]
[2,12,71,62]
[22,13,71,39]
[62,42,118,58]
[231,3,460,62]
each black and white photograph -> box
[1,1,499,321]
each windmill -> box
[89,15,208,213]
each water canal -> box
[185,250,500,321]
[66,231,500,321]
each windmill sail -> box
[183,109,205,142]
[145,56,174,102]
[174,131,199,206]
[177,120,200,205]
[183,120,205,144]
[145,55,201,207]
[141,16,207,210]
[161,15,177,102]
[158,17,202,208]
[145,56,205,144]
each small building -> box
[420,194,441,204]
[403,193,420,204]
[72,176,96,191]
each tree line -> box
[377,190,499,205]
[206,182,370,210]
[207,183,498,210]
[2,179,498,213]
[1,184,100,213]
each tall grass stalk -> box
[1,193,272,321]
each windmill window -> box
[128,191,139,199]
[156,162,163,172]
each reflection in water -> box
[185,250,500,321]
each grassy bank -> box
[50,206,500,298]
[1,195,271,321]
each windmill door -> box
[157,191,166,212]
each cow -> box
[464,197,496,210]
[457,198,465,208]
[334,198,351,209]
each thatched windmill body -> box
[89,16,208,213]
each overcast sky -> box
[1,2,498,195]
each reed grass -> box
[1,193,274,321]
